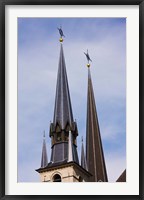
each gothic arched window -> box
[53,174,62,182]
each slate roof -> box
[53,44,73,129]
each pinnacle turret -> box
[41,131,48,168]
[81,137,88,170]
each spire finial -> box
[84,49,92,67]
[57,26,65,43]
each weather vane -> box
[57,26,65,43]
[84,49,92,67]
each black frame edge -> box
[0,0,143,5]
[0,0,5,199]
[139,1,144,200]
[0,0,143,200]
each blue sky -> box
[18,18,126,182]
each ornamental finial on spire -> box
[57,26,65,43]
[84,49,92,67]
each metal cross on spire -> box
[84,49,92,67]
[57,26,65,43]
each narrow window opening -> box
[79,176,83,182]
[53,174,61,182]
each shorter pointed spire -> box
[81,137,88,170]
[41,131,48,168]
[86,66,108,182]
[68,131,73,162]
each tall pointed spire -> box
[49,40,79,165]
[53,44,73,129]
[81,137,88,170]
[86,67,108,182]
[41,131,48,168]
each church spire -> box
[41,131,48,168]
[81,137,88,170]
[53,44,74,129]
[86,63,108,182]
[49,35,79,165]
